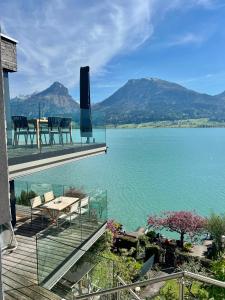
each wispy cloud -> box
[0,0,219,97]
[0,0,155,96]
[168,32,205,46]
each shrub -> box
[64,187,86,199]
[183,242,193,252]
[146,230,156,242]
[205,213,225,258]
[145,244,161,263]
[16,190,37,206]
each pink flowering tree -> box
[106,220,122,238]
[148,211,206,248]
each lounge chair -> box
[44,191,54,203]
[30,196,43,225]
[80,196,89,214]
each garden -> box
[76,210,225,299]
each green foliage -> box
[157,279,209,300]
[145,244,161,263]
[206,213,225,258]
[207,259,225,299]
[16,190,37,206]
[157,280,179,300]
[64,187,86,199]
[146,230,156,241]
[104,251,142,283]
[183,242,193,252]
[139,234,150,247]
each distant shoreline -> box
[106,118,225,129]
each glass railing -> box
[71,271,225,300]
[51,250,115,299]
[7,108,106,161]
[35,189,107,285]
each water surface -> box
[21,128,225,230]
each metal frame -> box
[8,144,107,179]
[72,271,225,300]
[37,222,107,290]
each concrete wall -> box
[1,35,17,72]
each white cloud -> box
[168,32,205,46]
[0,0,217,97]
[1,0,156,96]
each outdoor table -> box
[41,196,79,226]
[29,118,48,148]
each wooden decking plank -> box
[3,264,37,284]
[2,206,105,299]
[5,289,31,300]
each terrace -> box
[7,110,107,179]
[3,183,107,299]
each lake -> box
[20,128,225,231]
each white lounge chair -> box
[44,191,54,203]
[80,196,89,215]
[30,196,43,225]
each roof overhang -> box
[9,144,107,179]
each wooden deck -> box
[2,205,106,299]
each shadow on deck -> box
[2,205,106,299]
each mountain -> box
[95,78,225,124]
[11,78,225,124]
[11,82,79,117]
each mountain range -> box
[10,78,225,124]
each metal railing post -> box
[179,276,185,300]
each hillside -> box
[10,82,79,117]
[10,78,225,125]
[95,78,225,125]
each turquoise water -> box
[20,128,225,231]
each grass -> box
[152,279,209,299]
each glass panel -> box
[7,107,106,161]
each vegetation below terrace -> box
[77,210,225,299]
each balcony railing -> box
[7,108,106,177]
[13,179,108,288]
[71,271,225,300]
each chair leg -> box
[24,132,28,145]
[13,131,16,146]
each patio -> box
[2,201,107,299]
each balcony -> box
[3,182,107,299]
[7,109,107,179]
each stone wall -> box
[1,36,17,72]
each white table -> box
[42,196,79,225]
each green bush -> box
[16,190,37,206]
[145,244,161,263]
[146,230,156,242]
[183,242,193,252]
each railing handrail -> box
[117,276,142,300]
[72,271,225,299]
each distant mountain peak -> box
[37,81,69,97]
[11,81,79,117]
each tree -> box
[148,211,206,248]
[207,259,225,299]
[205,213,225,258]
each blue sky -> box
[1,0,225,102]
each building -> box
[0,32,107,299]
